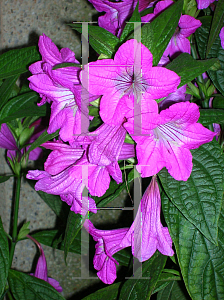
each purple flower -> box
[124,101,216,181]
[196,0,217,9]
[220,27,224,50]
[121,176,174,262]
[28,235,63,292]
[81,39,180,125]
[84,220,130,284]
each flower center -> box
[115,67,148,102]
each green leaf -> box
[0,75,19,110]
[119,2,141,43]
[0,92,46,124]
[119,251,167,299]
[157,281,191,300]
[0,175,14,183]
[31,229,83,255]
[212,94,224,109]
[89,106,99,117]
[0,217,9,297]
[141,0,183,65]
[199,108,224,125]
[25,129,59,157]
[69,24,119,58]
[166,53,219,88]
[152,272,181,295]
[0,46,41,80]
[159,140,224,244]
[17,221,30,241]
[28,181,69,221]
[82,282,121,300]
[8,269,65,300]
[206,0,224,57]
[64,211,83,262]
[195,16,224,96]
[113,248,131,267]
[162,194,224,300]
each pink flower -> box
[29,33,79,75]
[29,34,97,142]
[121,176,174,262]
[163,14,201,58]
[88,0,155,37]
[143,0,201,58]
[28,235,63,292]
[84,220,130,284]
[81,39,180,125]
[196,0,217,9]
[124,101,216,181]
[220,27,224,50]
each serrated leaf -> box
[206,0,224,57]
[0,75,19,110]
[199,109,224,125]
[166,53,218,88]
[25,129,59,157]
[119,2,141,43]
[0,46,41,80]
[157,281,191,300]
[64,211,83,262]
[69,24,119,58]
[0,92,46,124]
[82,282,120,300]
[195,16,224,96]
[28,180,69,221]
[8,269,65,300]
[0,217,9,297]
[141,0,183,66]
[119,251,167,300]
[162,194,224,300]
[159,140,224,244]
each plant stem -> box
[9,175,21,267]
[6,290,14,300]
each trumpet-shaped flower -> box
[121,176,173,262]
[29,33,80,75]
[84,220,131,284]
[143,0,201,58]
[124,101,216,181]
[81,39,180,125]
[196,0,217,9]
[28,235,63,292]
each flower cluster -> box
[27,0,216,285]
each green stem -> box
[9,175,21,267]
[191,36,207,104]
[6,290,13,300]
